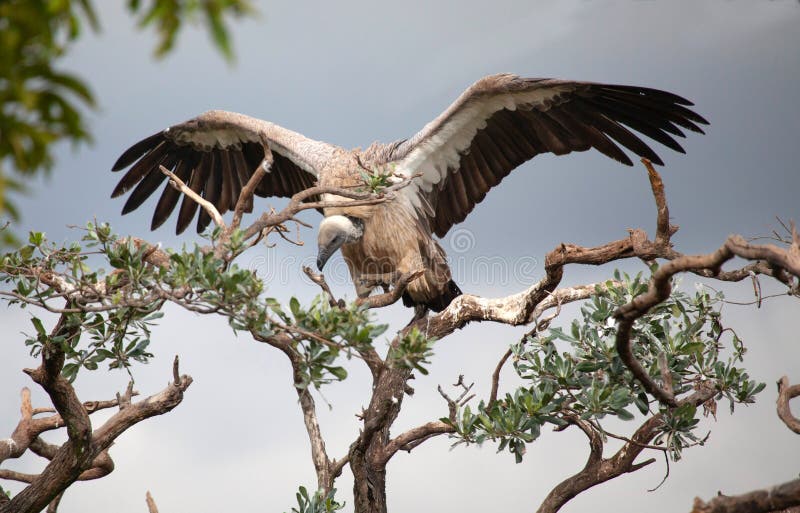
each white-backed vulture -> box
[111,74,708,311]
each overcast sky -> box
[2,1,800,512]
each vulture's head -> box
[316,215,364,270]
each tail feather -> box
[402,280,463,312]
[427,280,463,312]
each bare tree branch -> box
[160,165,225,229]
[1,355,192,513]
[378,421,454,464]
[354,269,424,309]
[777,376,800,435]
[145,490,160,513]
[230,144,272,230]
[241,178,414,242]
[691,477,800,513]
[488,348,512,410]
[303,266,341,308]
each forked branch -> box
[0,349,192,513]
[614,231,800,407]
[537,384,716,513]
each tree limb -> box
[378,421,454,465]
[0,389,140,466]
[230,144,272,230]
[537,384,716,513]
[1,356,192,513]
[488,348,512,410]
[354,269,424,309]
[251,331,335,493]
[777,376,800,435]
[614,232,800,407]
[146,491,160,513]
[160,165,225,229]
[691,477,800,513]
[241,178,414,242]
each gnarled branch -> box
[1,355,192,513]
[777,376,800,435]
[537,384,716,513]
[691,477,800,513]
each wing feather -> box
[387,74,708,236]
[177,153,209,234]
[111,110,337,233]
[151,157,192,230]
[121,150,182,215]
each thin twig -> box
[488,349,512,409]
[231,144,272,230]
[145,491,159,513]
[159,165,224,229]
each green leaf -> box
[31,317,46,337]
[328,366,347,381]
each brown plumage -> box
[111,74,708,311]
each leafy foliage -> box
[285,486,345,513]
[388,327,436,375]
[1,222,390,387]
[0,218,773,507]
[127,0,255,60]
[0,0,255,240]
[445,271,765,463]
[358,165,396,193]
[0,0,97,226]
[267,296,388,389]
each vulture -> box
[111,74,707,312]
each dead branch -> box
[691,477,800,513]
[145,490,159,513]
[0,449,114,484]
[241,177,414,241]
[376,378,474,465]
[378,421,454,465]
[302,266,341,308]
[0,386,138,468]
[354,269,424,309]
[160,165,225,229]
[414,161,682,338]
[642,159,677,251]
[488,348,513,409]
[777,376,800,434]
[1,354,192,513]
[230,144,272,230]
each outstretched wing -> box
[111,110,339,233]
[387,74,708,237]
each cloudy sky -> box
[2,1,800,511]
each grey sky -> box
[2,1,800,511]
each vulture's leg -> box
[405,305,429,328]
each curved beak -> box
[316,237,345,271]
